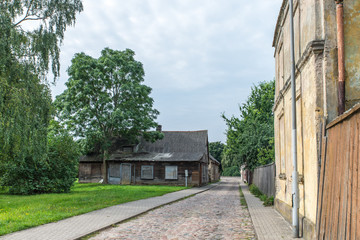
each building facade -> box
[208,155,220,182]
[79,130,210,186]
[273,1,360,239]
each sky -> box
[50,0,283,143]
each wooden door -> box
[120,163,132,185]
[108,163,121,184]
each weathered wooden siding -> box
[79,163,103,183]
[316,104,360,240]
[107,161,204,186]
[253,163,276,197]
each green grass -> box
[0,183,187,236]
[239,186,247,207]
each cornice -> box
[273,40,325,112]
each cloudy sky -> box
[51,0,283,143]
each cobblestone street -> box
[90,178,255,240]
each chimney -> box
[156,125,162,132]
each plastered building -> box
[272,0,360,239]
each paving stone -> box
[90,177,255,240]
[1,184,216,240]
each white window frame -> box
[165,166,178,180]
[141,165,154,179]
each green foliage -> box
[222,80,275,171]
[259,194,268,201]
[0,0,83,80]
[3,120,80,195]
[0,0,83,193]
[249,184,274,206]
[55,48,162,155]
[0,183,186,236]
[263,196,274,206]
[249,184,263,197]
[46,120,81,193]
[257,137,275,165]
[221,166,240,176]
[209,141,225,161]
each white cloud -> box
[51,0,283,142]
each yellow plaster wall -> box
[273,0,322,231]
[344,1,360,108]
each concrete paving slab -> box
[240,182,294,240]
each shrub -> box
[259,194,268,202]
[3,120,80,194]
[249,184,262,197]
[249,184,274,206]
[263,196,274,206]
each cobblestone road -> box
[90,178,255,240]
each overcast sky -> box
[50,0,283,143]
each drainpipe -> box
[336,0,345,115]
[288,0,299,237]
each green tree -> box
[0,0,83,194]
[55,48,162,183]
[209,141,225,161]
[222,80,275,171]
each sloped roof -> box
[138,131,208,153]
[209,155,220,165]
[109,152,205,162]
[80,130,209,163]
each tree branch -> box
[13,0,45,27]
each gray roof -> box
[80,130,209,163]
[209,155,220,165]
[138,131,208,153]
[109,152,205,162]
[79,154,102,163]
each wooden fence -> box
[252,162,275,197]
[316,104,360,239]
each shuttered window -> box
[165,166,178,180]
[141,165,154,179]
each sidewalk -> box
[1,183,219,240]
[240,182,294,240]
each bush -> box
[221,166,241,176]
[264,196,274,206]
[3,120,80,195]
[259,194,268,202]
[249,184,274,206]
[249,184,262,197]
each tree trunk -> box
[102,149,108,184]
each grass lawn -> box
[0,183,187,236]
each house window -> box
[141,165,154,179]
[165,166,178,180]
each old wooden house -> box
[208,155,220,182]
[79,130,210,186]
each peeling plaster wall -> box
[344,1,360,109]
[273,0,360,239]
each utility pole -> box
[288,0,299,237]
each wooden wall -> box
[107,161,204,186]
[78,162,103,183]
[316,104,360,239]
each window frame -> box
[141,165,154,180]
[165,166,178,180]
